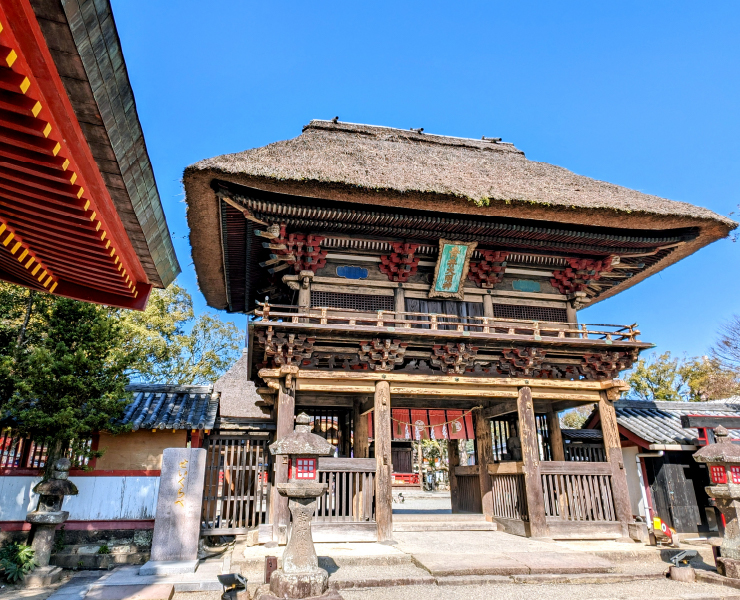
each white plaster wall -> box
[622,446,647,519]
[0,476,160,521]
[0,476,42,521]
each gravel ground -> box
[340,580,739,600]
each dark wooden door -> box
[653,463,702,533]
[392,448,412,473]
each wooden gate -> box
[201,434,271,535]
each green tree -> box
[118,282,242,384]
[1,294,130,473]
[627,351,740,402]
[560,404,594,429]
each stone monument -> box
[140,447,207,575]
[25,458,78,586]
[263,413,335,599]
[693,426,740,578]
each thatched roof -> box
[184,120,736,310]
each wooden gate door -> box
[201,434,271,535]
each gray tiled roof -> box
[613,399,740,446]
[562,428,603,441]
[122,384,218,431]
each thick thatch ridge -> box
[189,120,733,223]
[184,120,736,311]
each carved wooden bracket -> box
[266,224,328,274]
[379,242,420,282]
[302,352,367,371]
[257,328,315,369]
[578,350,637,380]
[497,347,548,377]
[468,250,509,289]
[550,256,616,295]
[431,342,479,374]
[358,339,408,371]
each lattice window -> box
[731,466,740,484]
[711,465,727,484]
[295,458,317,479]
[311,291,393,312]
[492,303,568,323]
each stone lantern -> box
[693,426,740,577]
[25,458,78,585]
[267,413,334,599]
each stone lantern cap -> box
[694,426,740,464]
[32,458,78,496]
[269,413,335,457]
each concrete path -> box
[340,580,740,600]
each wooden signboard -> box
[429,239,478,299]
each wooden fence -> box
[201,435,270,535]
[540,462,616,522]
[454,465,483,513]
[564,443,607,463]
[314,457,376,523]
[491,473,529,520]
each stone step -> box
[393,512,488,522]
[51,550,150,570]
[393,521,497,532]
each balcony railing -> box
[252,302,641,342]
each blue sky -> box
[113,0,739,359]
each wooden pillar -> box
[448,439,460,513]
[482,292,494,318]
[394,285,405,320]
[353,398,369,458]
[546,407,565,462]
[297,274,311,309]
[599,391,632,535]
[474,409,494,520]
[517,387,548,537]
[272,379,295,544]
[566,302,577,326]
[374,380,393,541]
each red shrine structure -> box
[0,0,178,309]
[183,122,734,543]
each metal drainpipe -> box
[636,451,664,526]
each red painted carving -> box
[468,250,509,289]
[358,339,408,371]
[431,342,478,374]
[497,347,549,377]
[272,224,328,273]
[379,242,420,282]
[577,350,637,380]
[550,256,616,295]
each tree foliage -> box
[627,351,740,402]
[119,282,242,385]
[560,405,594,429]
[713,315,740,369]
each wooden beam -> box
[353,399,369,459]
[547,407,565,462]
[448,439,460,514]
[272,379,295,544]
[680,415,740,429]
[359,396,375,415]
[474,409,494,520]
[599,391,632,537]
[374,380,393,542]
[267,368,626,390]
[517,387,548,537]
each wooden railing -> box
[564,443,607,463]
[253,303,640,342]
[540,462,617,522]
[488,463,528,521]
[314,458,375,523]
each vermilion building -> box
[0,0,178,309]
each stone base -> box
[628,522,649,544]
[255,585,341,600]
[669,566,696,583]
[25,565,62,588]
[269,568,328,599]
[139,560,199,575]
[718,557,740,579]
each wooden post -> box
[474,408,494,520]
[272,379,295,544]
[599,391,632,535]
[448,439,460,513]
[517,387,548,537]
[374,380,393,541]
[546,407,565,462]
[566,302,577,326]
[394,286,405,326]
[353,398,369,458]
[483,293,494,318]
[298,277,311,309]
